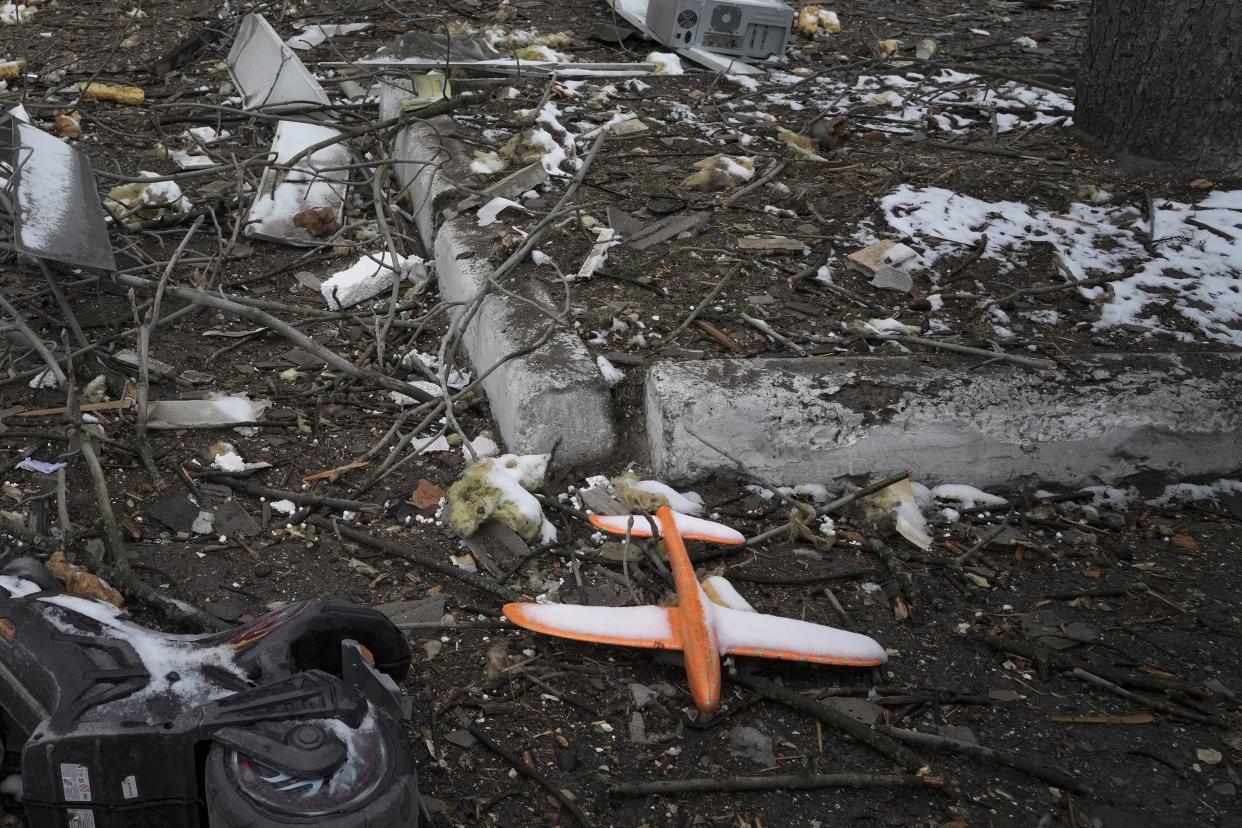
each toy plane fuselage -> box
[503,505,887,714]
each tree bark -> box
[1076,0,1242,176]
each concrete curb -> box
[384,97,616,466]
[646,354,1242,487]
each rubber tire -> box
[203,719,418,828]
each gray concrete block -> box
[433,217,616,465]
[646,354,1242,487]
[386,98,617,466]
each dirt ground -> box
[1,0,1241,825]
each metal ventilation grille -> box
[710,4,742,32]
[676,9,698,28]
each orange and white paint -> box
[504,505,888,714]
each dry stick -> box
[136,215,205,483]
[729,672,930,774]
[989,269,1137,308]
[724,159,790,206]
[971,634,1207,697]
[954,515,1012,567]
[823,587,855,629]
[610,772,941,796]
[0,292,66,387]
[454,709,594,828]
[747,471,911,546]
[64,350,127,568]
[740,313,806,356]
[113,274,437,404]
[872,334,1055,371]
[312,519,511,600]
[869,538,919,608]
[1069,668,1226,728]
[662,263,740,346]
[37,259,89,349]
[877,725,1086,794]
[200,474,376,512]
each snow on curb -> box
[646,354,1242,487]
[382,107,616,466]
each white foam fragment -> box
[596,355,625,386]
[211,445,247,472]
[468,435,500,458]
[321,252,421,310]
[270,499,297,515]
[646,52,683,75]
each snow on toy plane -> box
[503,505,888,714]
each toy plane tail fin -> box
[588,512,745,545]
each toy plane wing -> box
[503,602,682,650]
[589,512,745,545]
[712,604,889,666]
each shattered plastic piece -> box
[446,454,555,543]
[870,267,914,293]
[0,114,117,271]
[575,228,619,280]
[477,196,527,227]
[246,120,349,246]
[505,507,886,714]
[16,459,67,474]
[285,22,372,51]
[228,14,330,111]
[145,396,272,430]
[320,252,423,310]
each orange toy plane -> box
[503,505,888,714]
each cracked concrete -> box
[646,353,1242,487]
[383,89,616,466]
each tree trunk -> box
[1076,0,1242,176]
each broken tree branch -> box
[610,772,943,796]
